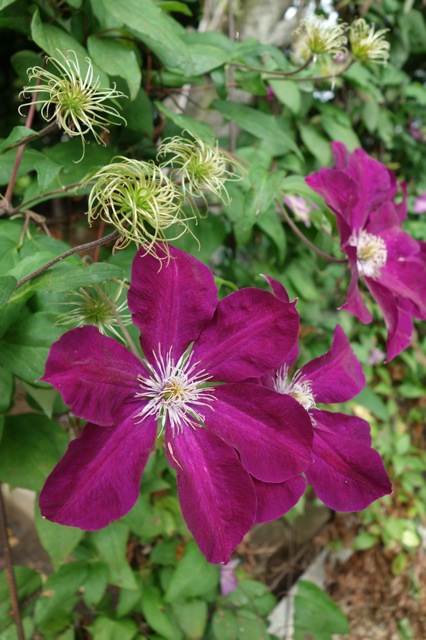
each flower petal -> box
[340,262,373,324]
[42,326,143,426]
[192,288,299,382]
[366,279,415,360]
[252,476,306,523]
[300,325,365,403]
[206,383,313,483]
[306,409,392,511]
[39,409,157,529]
[128,245,218,364]
[165,427,256,564]
[262,275,299,367]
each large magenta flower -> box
[259,278,392,512]
[39,246,313,564]
[306,142,426,360]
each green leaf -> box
[156,102,215,143]
[165,540,218,602]
[102,0,192,74]
[0,275,17,308]
[213,100,301,157]
[82,562,109,607]
[120,87,153,136]
[354,387,388,421]
[361,99,380,134]
[11,261,124,302]
[318,104,361,151]
[225,579,276,617]
[34,562,88,632]
[298,123,332,165]
[140,585,181,640]
[158,1,192,16]
[20,381,58,418]
[0,366,13,413]
[294,580,349,640]
[172,600,208,639]
[34,507,84,569]
[34,155,62,192]
[267,79,301,114]
[0,311,63,382]
[87,36,141,100]
[116,576,144,617]
[0,414,68,490]
[31,9,109,87]
[212,608,239,639]
[353,531,378,551]
[92,522,138,590]
[0,0,18,9]
[88,617,139,640]
[235,609,270,640]
[0,126,36,153]
[184,43,229,75]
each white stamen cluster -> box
[274,365,316,412]
[135,348,215,436]
[348,230,387,279]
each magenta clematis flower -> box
[259,278,392,512]
[39,245,314,564]
[306,142,426,360]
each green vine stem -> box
[231,56,313,77]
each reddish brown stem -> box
[4,83,40,205]
[0,487,25,640]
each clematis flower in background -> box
[306,142,426,360]
[413,192,426,214]
[39,245,313,564]
[259,278,392,512]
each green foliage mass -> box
[0,0,425,638]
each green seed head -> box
[86,157,194,258]
[349,19,390,65]
[20,50,127,158]
[157,130,241,205]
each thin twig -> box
[14,230,120,290]
[278,200,347,264]
[271,58,355,83]
[95,285,140,360]
[2,122,58,153]
[0,487,25,640]
[231,56,313,77]
[7,181,90,216]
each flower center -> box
[348,230,387,279]
[273,365,316,412]
[135,348,215,436]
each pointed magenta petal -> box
[253,476,306,523]
[39,410,157,529]
[262,275,290,302]
[306,410,392,511]
[366,279,415,361]
[300,325,365,403]
[207,383,313,483]
[340,266,372,324]
[128,245,217,363]
[42,326,143,426]
[166,427,256,564]
[192,289,299,382]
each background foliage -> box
[0,0,425,638]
